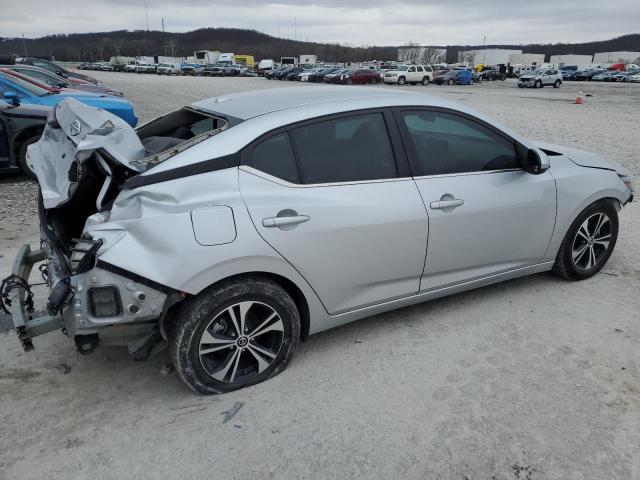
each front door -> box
[394,108,557,291]
[240,111,429,314]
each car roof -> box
[192,85,471,122]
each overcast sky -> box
[2,0,638,45]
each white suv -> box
[384,65,433,85]
[518,68,563,88]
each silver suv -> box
[518,68,563,88]
[7,87,633,393]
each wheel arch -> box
[11,124,44,161]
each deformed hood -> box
[28,98,146,209]
[533,141,629,175]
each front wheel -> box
[535,80,542,88]
[554,80,561,88]
[448,79,454,85]
[397,76,406,85]
[170,276,300,394]
[552,201,619,280]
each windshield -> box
[0,73,50,96]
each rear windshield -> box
[0,72,50,96]
[132,107,230,171]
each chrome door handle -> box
[262,215,310,228]
[430,199,464,210]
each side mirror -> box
[3,91,20,105]
[524,148,549,174]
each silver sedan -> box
[9,86,634,394]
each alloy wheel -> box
[198,301,284,384]
[571,213,612,271]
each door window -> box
[400,110,520,176]
[251,132,300,184]
[408,66,416,72]
[417,66,424,73]
[291,113,398,184]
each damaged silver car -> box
[3,86,633,394]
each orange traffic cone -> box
[575,90,583,104]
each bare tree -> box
[398,42,422,64]
[421,47,445,65]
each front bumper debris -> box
[6,244,63,351]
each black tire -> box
[535,80,542,88]
[448,79,454,85]
[170,276,300,394]
[398,76,406,85]
[552,200,619,281]
[554,80,561,88]
[421,76,429,86]
[18,136,40,179]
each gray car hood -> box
[533,141,628,176]
[28,98,145,209]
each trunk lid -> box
[28,98,145,209]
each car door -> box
[240,110,429,314]
[394,108,557,292]
[407,65,417,82]
[0,107,11,169]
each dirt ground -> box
[1,73,639,480]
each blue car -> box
[0,71,138,127]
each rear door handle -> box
[262,215,310,228]
[430,199,464,210]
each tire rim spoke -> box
[199,301,284,384]
[571,212,612,271]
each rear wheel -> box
[554,80,561,88]
[421,76,429,85]
[18,136,39,180]
[170,276,300,394]
[552,201,619,280]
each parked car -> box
[0,98,48,177]
[4,65,124,96]
[575,69,606,81]
[434,69,474,85]
[16,57,101,85]
[283,68,305,80]
[480,70,506,81]
[10,86,632,393]
[157,63,181,75]
[77,62,92,70]
[383,65,433,85]
[298,68,324,82]
[518,69,563,88]
[124,63,137,72]
[337,69,381,84]
[592,71,617,82]
[203,63,227,76]
[98,62,114,71]
[136,63,156,74]
[323,69,351,83]
[181,64,204,76]
[273,67,295,80]
[627,73,640,83]
[0,71,138,127]
[265,67,288,79]
[306,67,340,83]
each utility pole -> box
[277,15,280,37]
[144,0,150,31]
[294,17,297,41]
[21,33,28,57]
[162,17,165,33]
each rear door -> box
[394,108,557,291]
[240,110,429,314]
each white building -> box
[299,55,318,65]
[458,49,522,66]
[397,47,447,64]
[508,53,545,65]
[593,51,640,63]
[549,54,593,66]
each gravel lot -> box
[1,72,639,480]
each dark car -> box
[337,69,381,84]
[434,69,474,85]
[284,68,305,80]
[576,69,606,81]
[4,65,124,96]
[0,98,48,177]
[273,67,294,80]
[480,70,506,81]
[16,57,100,85]
[307,67,340,82]
[265,67,287,79]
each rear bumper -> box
[8,244,63,351]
